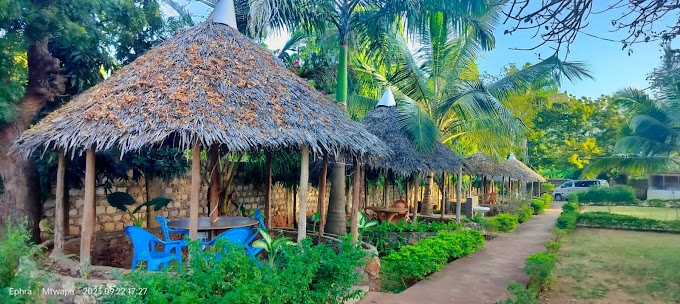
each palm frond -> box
[396,96,440,153]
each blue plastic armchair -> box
[156,215,189,247]
[245,208,266,256]
[125,226,183,271]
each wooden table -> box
[365,207,409,223]
[167,216,258,239]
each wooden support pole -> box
[383,169,390,207]
[456,168,462,223]
[207,144,220,222]
[189,141,201,240]
[80,148,96,270]
[265,151,272,229]
[317,153,328,236]
[413,174,419,222]
[54,149,66,254]
[350,157,361,243]
[297,144,309,242]
[440,171,446,220]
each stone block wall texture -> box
[42,171,335,236]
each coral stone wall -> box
[42,172,333,236]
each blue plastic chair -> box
[156,215,189,247]
[125,226,183,271]
[245,208,266,257]
[199,227,253,260]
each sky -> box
[166,1,679,99]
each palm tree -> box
[353,10,591,214]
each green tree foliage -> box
[527,94,624,178]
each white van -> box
[552,179,610,201]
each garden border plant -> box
[380,230,484,293]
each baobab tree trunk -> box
[0,37,66,240]
[422,171,434,215]
[325,159,346,235]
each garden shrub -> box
[515,205,533,223]
[495,283,540,304]
[540,183,555,192]
[0,220,47,304]
[577,212,680,232]
[109,236,366,304]
[491,213,518,233]
[525,251,558,291]
[362,220,462,256]
[556,211,577,231]
[531,199,546,215]
[575,185,639,206]
[541,193,553,206]
[380,230,484,293]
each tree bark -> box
[325,159,347,235]
[0,37,66,240]
[317,153,328,236]
[412,174,419,222]
[189,142,201,240]
[207,145,220,222]
[54,150,66,253]
[80,148,96,270]
[350,157,360,243]
[422,171,434,215]
[265,151,272,229]
[456,169,462,223]
[297,145,309,242]
[440,171,446,219]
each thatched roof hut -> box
[11,22,388,158]
[501,153,546,182]
[360,98,463,177]
[464,152,503,176]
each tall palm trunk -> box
[0,37,66,240]
[325,43,349,235]
[422,171,434,215]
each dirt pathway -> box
[360,202,564,304]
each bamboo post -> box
[413,174,419,222]
[350,157,361,243]
[54,149,66,253]
[189,141,201,240]
[317,153,328,236]
[208,145,220,222]
[265,151,273,229]
[456,168,462,223]
[297,144,309,242]
[80,148,96,270]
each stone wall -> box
[42,172,334,237]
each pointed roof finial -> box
[376,87,396,107]
[508,152,516,160]
[207,0,237,29]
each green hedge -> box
[381,230,484,293]
[556,195,579,232]
[492,213,519,232]
[516,205,533,224]
[575,185,639,206]
[577,212,680,232]
[525,251,558,291]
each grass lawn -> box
[581,206,680,221]
[541,228,680,304]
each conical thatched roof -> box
[501,153,546,182]
[464,152,504,175]
[12,22,389,159]
[360,106,463,177]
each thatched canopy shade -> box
[360,106,463,177]
[12,22,389,159]
[464,152,504,175]
[501,153,546,182]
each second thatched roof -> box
[500,153,547,182]
[12,22,389,159]
[464,152,504,176]
[360,106,464,177]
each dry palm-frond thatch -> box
[500,153,546,182]
[464,152,504,176]
[360,106,463,177]
[12,22,389,159]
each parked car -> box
[552,179,610,201]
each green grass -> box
[542,229,680,303]
[582,206,680,221]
